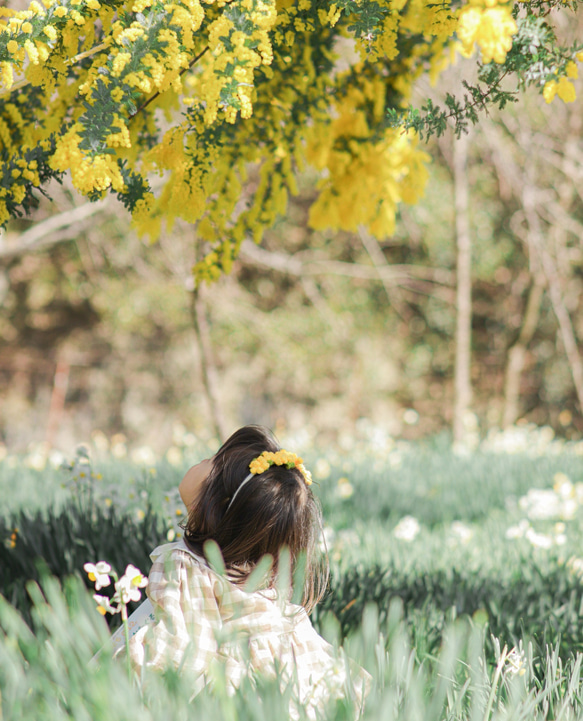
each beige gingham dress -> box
[127,540,370,718]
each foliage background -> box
[2,50,583,451]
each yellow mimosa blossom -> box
[0,0,559,282]
[23,39,39,63]
[543,79,557,103]
[43,24,57,40]
[0,62,13,89]
[557,76,576,102]
[566,61,578,79]
[457,1,517,64]
[112,52,132,76]
[544,75,577,104]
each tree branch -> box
[239,240,454,289]
[0,199,110,264]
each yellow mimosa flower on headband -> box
[249,450,313,485]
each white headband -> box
[225,472,254,514]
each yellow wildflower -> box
[112,51,132,76]
[248,450,312,484]
[557,75,576,103]
[43,24,57,40]
[566,61,578,79]
[457,3,517,64]
[543,79,556,103]
[6,39,18,54]
[0,62,13,89]
[24,39,39,63]
[21,21,33,33]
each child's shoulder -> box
[148,540,308,621]
[149,539,213,579]
[150,538,206,565]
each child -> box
[127,425,370,717]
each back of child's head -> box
[184,424,328,612]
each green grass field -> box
[3,429,583,719]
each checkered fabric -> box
[127,540,371,718]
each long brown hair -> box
[183,425,328,613]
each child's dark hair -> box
[183,425,329,613]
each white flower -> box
[84,561,112,590]
[314,459,331,480]
[506,519,530,539]
[553,473,573,498]
[393,516,420,542]
[450,521,473,543]
[517,487,577,521]
[336,478,354,499]
[115,564,148,604]
[131,445,157,466]
[567,557,583,577]
[93,593,119,616]
[525,528,553,549]
[506,646,527,676]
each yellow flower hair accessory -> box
[249,450,313,485]
[225,449,313,514]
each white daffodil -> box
[115,564,148,604]
[506,646,527,676]
[393,516,420,541]
[84,561,112,590]
[93,593,119,616]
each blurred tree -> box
[0,0,581,286]
[1,4,583,446]
[480,100,583,423]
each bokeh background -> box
[1,20,583,458]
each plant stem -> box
[483,645,507,721]
[129,46,209,120]
[121,601,132,680]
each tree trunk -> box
[522,179,583,414]
[502,277,545,427]
[452,131,473,445]
[189,288,227,441]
